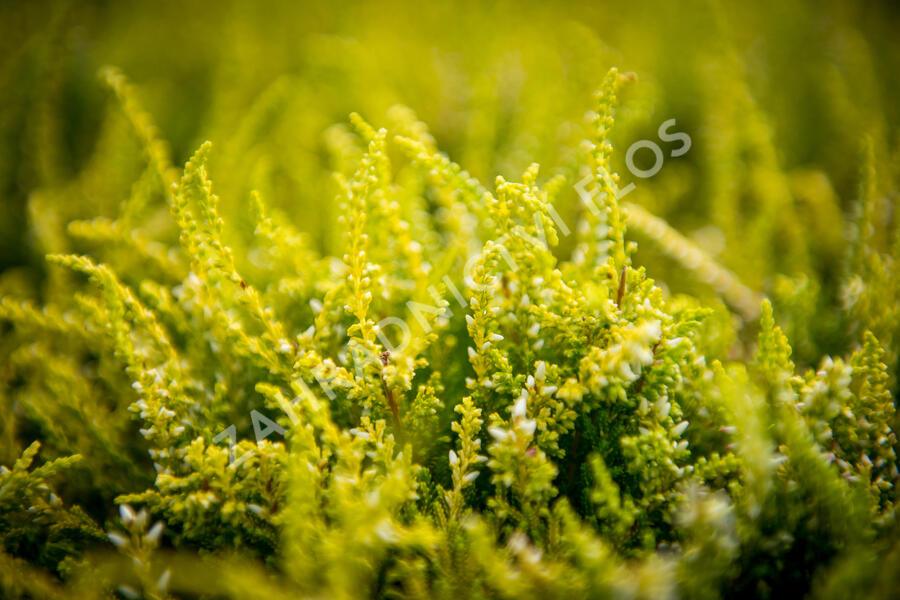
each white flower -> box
[488,426,508,442]
[508,531,528,553]
[665,337,685,348]
[519,419,537,437]
[119,504,136,524]
[671,421,689,437]
[156,569,171,593]
[118,586,139,600]
[512,391,528,420]
[349,428,371,440]
[375,519,398,543]
[145,521,165,544]
[535,361,546,381]
[656,397,671,419]
[134,509,149,528]
[448,449,459,466]
[463,471,480,483]
[107,532,129,548]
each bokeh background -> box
[2,0,899,366]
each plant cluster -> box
[1,1,899,598]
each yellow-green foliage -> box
[1,1,899,599]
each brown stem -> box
[616,265,627,308]
[380,350,404,436]
[382,377,402,431]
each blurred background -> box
[1,0,899,365]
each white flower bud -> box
[146,521,165,544]
[119,504,136,524]
[488,426,508,442]
[519,419,537,437]
[512,391,528,419]
[156,569,171,592]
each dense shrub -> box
[1,1,899,598]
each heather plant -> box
[2,1,900,599]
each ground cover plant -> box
[1,1,900,598]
